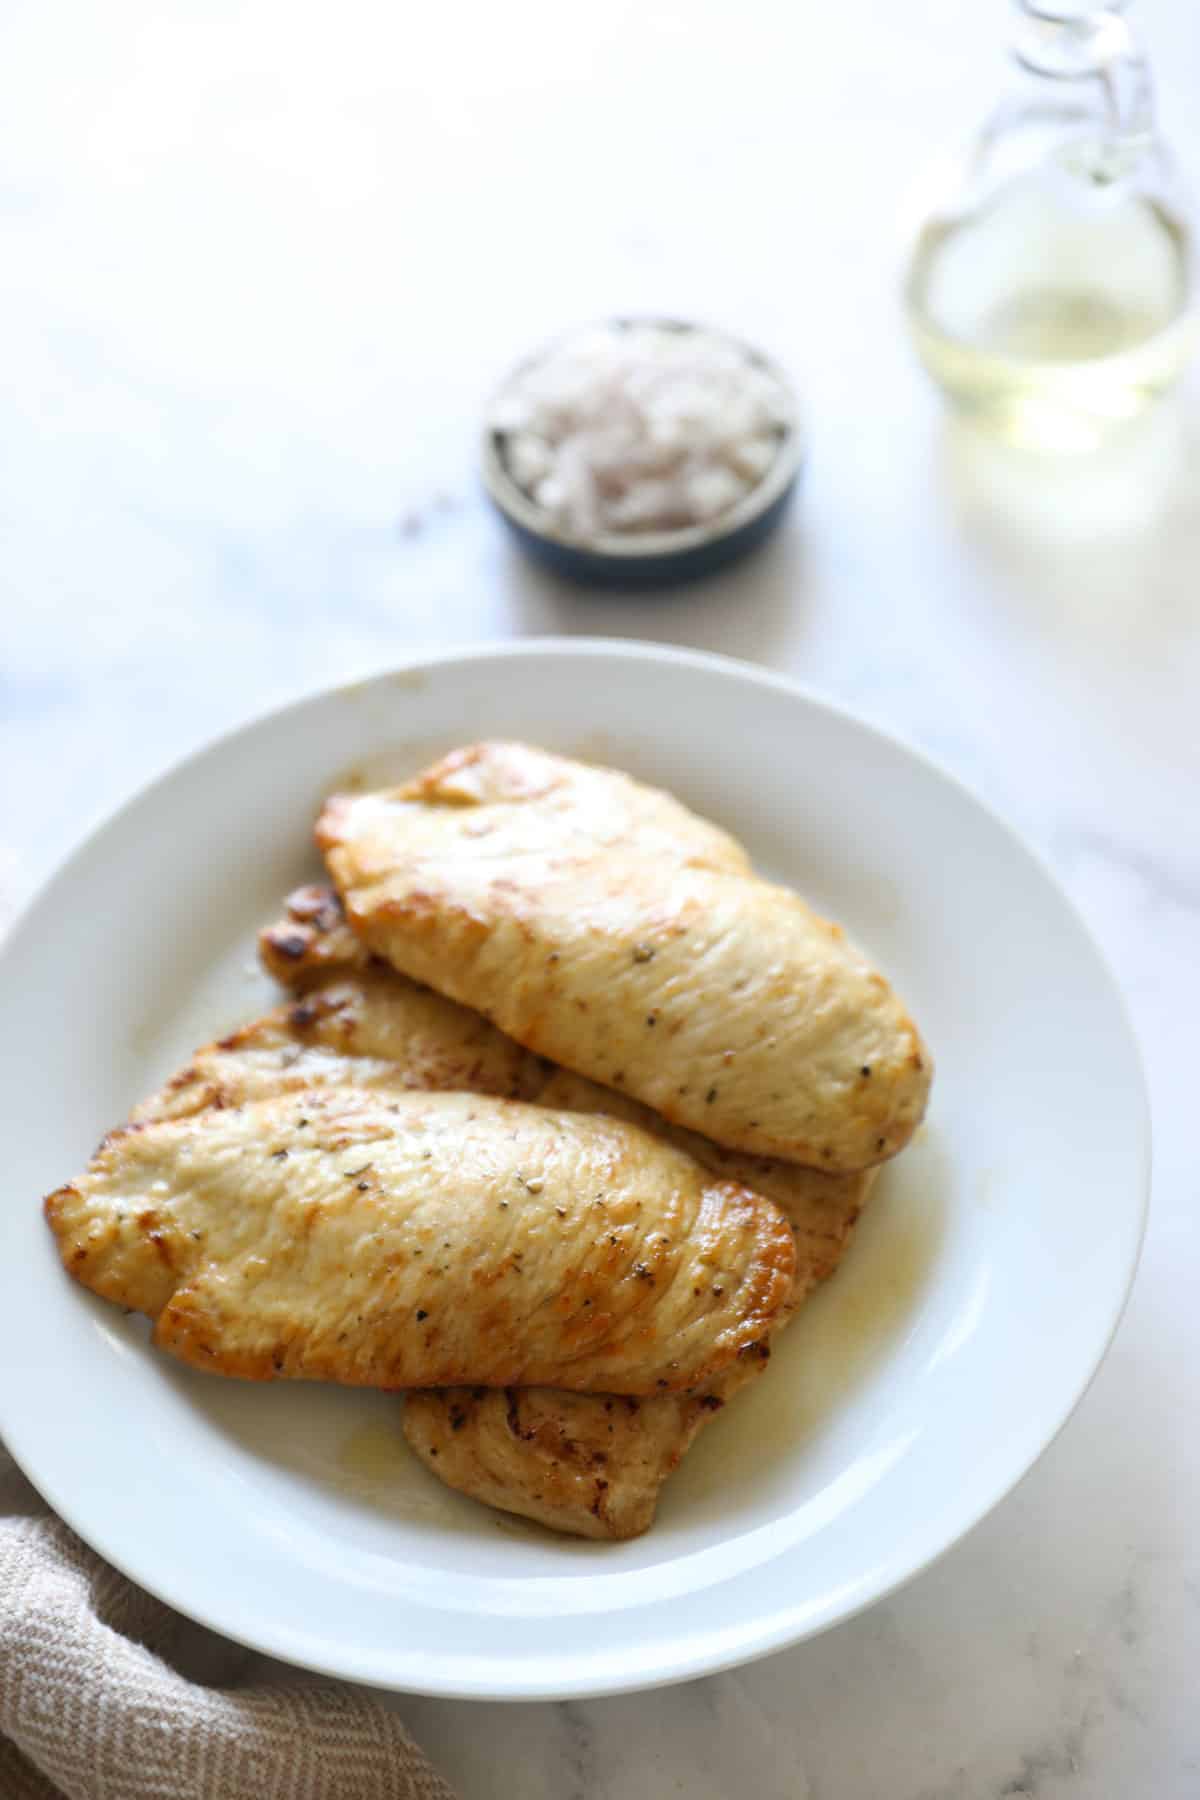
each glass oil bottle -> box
[904,2,1195,451]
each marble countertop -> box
[3,2,1198,1794]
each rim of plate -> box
[0,638,1151,1701]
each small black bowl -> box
[481,319,804,590]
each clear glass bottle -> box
[904,1,1196,451]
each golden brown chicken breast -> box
[402,1162,869,1539]
[317,742,931,1171]
[52,888,869,1539]
[250,899,872,1537]
[46,1088,795,1394]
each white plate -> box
[0,641,1148,1701]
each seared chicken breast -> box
[402,1162,870,1538]
[46,1089,795,1393]
[48,869,875,1540]
[317,742,930,1170]
[405,1384,718,1541]
[255,888,872,1242]
[253,895,872,1536]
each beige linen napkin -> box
[0,1447,456,1800]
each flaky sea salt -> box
[490,322,793,540]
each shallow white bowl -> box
[0,641,1148,1701]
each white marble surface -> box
[3,2,1199,1794]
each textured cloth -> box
[0,1447,456,1800]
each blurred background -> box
[4,0,1197,891]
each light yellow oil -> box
[675,1140,947,1510]
[787,1176,939,1422]
[907,172,1195,450]
[336,1416,414,1500]
[752,1149,943,1445]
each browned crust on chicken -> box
[258,884,376,987]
